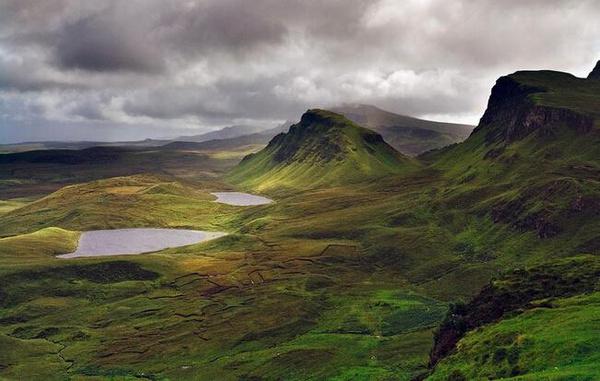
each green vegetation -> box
[510,70,600,117]
[0,174,238,237]
[0,198,32,215]
[0,228,80,265]
[428,256,600,380]
[228,109,418,191]
[0,68,598,380]
[0,141,257,198]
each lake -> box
[57,228,227,258]
[211,192,273,206]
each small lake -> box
[211,192,273,206]
[57,228,227,259]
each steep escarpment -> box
[228,109,417,191]
[473,72,595,143]
[420,65,600,380]
[425,68,600,242]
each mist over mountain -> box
[332,104,473,155]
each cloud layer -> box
[1,0,599,142]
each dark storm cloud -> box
[0,0,599,143]
[55,13,163,73]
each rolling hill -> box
[331,104,473,155]
[227,109,418,191]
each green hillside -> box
[423,68,600,243]
[428,256,600,380]
[0,174,235,238]
[227,109,418,191]
[421,66,600,379]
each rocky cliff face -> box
[264,109,388,164]
[473,75,594,144]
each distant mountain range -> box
[174,123,290,142]
[0,108,473,157]
[331,104,473,155]
[0,122,292,153]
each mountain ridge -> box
[228,109,417,191]
[473,70,598,144]
[331,104,473,155]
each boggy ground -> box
[0,160,594,380]
[0,172,453,380]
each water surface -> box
[211,192,273,206]
[58,228,226,258]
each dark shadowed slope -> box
[332,104,473,156]
[588,60,600,80]
[227,109,418,191]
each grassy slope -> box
[0,228,80,266]
[420,71,600,378]
[0,175,452,380]
[436,292,600,380]
[428,256,600,380]
[228,109,418,192]
[0,174,240,237]
[511,70,600,117]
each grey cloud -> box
[0,0,599,142]
[54,7,163,73]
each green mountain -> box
[331,104,473,155]
[424,68,600,241]
[227,109,417,191]
[423,64,600,379]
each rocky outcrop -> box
[266,110,345,164]
[489,177,600,239]
[264,109,386,164]
[428,257,600,368]
[588,60,600,80]
[473,75,594,143]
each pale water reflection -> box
[58,228,226,258]
[211,192,273,206]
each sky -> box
[0,0,599,143]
